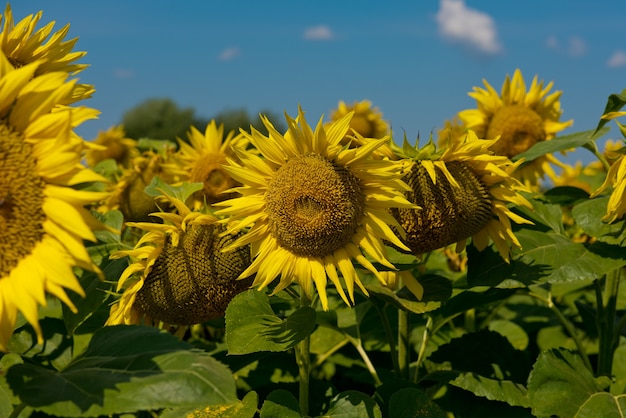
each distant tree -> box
[207,108,287,136]
[122,98,196,141]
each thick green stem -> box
[597,270,622,377]
[296,291,311,416]
[398,309,411,379]
[373,302,400,376]
[529,290,594,373]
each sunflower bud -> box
[392,160,492,255]
[135,222,252,325]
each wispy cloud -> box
[545,35,587,58]
[435,0,502,55]
[607,50,626,68]
[218,47,241,62]
[303,25,334,41]
[113,68,135,79]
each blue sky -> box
[10,0,626,165]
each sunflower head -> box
[163,121,248,207]
[107,192,252,326]
[86,125,138,168]
[446,69,573,186]
[215,106,416,309]
[393,130,532,261]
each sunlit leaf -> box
[513,128,609,163]
[527,348,601,417]
[321,390,382,418]
[162,391,258,418]
[144,176,203,204]
[576,392,626,418]
[572,197,626,246]
[449,373,529,408]
[225,290,316,355]
[542,186,590,206]
[594,89,626,134]
[260,389,301,418]
[6,325,237,417]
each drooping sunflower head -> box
[392,130,533,261]
[214,106,417,309]
[448,69,573,187]
[0,51,108,350]
[162,121,248,207]
[106,192,252,326]
[0,4,94,102]
[85,125,138,168]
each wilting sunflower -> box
[392,130,532,262]
[106,192,252,326]
[85,125,138,169]
[214,107,416,310]
[0,55,108,351]
[329,100,395,159]
[445,69,573,186]
[163,121,248,207]
[0,4,94,102]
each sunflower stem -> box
[397,308,411,379]
[295,290,311,416]
[412,315,432,383]
[597,269,622,378]
[373,302,400,376]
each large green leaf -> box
[576,392,626,418]
[513,128,608,163]
[527,348,601,417]
[388,388,447,418]
[162,391,258,418]
[449,373,529,408]
[6,325,237,417]
[260,389,301,418]
[319,390,382,418]
[572,197,626,246]
[225,290,316,355]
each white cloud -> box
[303,25,334,41]
[545,35,559,49]
[567,36,587,57]
[435,0,502,55]
[607,50,626,68]
[113,68,135,78]
[218,47,241,62]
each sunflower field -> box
[3,4,626,418]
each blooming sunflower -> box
[392,130,532,262]
[0,54,108,351]
[447,69,573,186]
[329,100,395,159]
[0,4,94,102]
[106,192,252,326]
[85,125,138,169]
[214,107,417,310]
[162,121,248,208]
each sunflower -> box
[393,130,532,262]
[85,125,138,169]
[0,54,108,351]
[445,69,573,186]
[106,192,252,326]
[0,4,94,102]
[162,121,248,208]
[214,107,416,310]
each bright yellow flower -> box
[446,69,573,186]
[394,130,533,262]
[163,121,248,207]
[85,125,138,168]
[215,107,416,309]
[0,4,94,102]
[0,53,107,351]
[106,192,252,326]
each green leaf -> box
[527,348,601,418]
[543,186,590,206]
[319,390,382,418]
[513,196,565,234]
[162,391,258,418]
[144,176,204,204]
[449,373,529,408]
[260,389,301,418]
[487,320,529,351]
[513,128,609,163]
[576,392,626,418]
[6,325,237,417]
[365,273,451,314]
[572,197,626,246]
[594,89,626,134]
[388,388,447,418]
[225,290,316,355]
